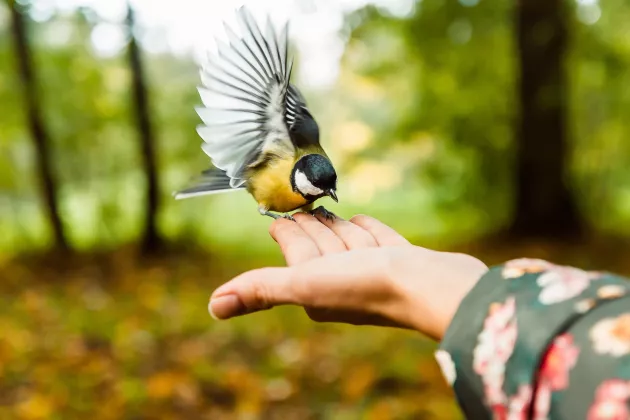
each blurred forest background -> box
[1,0,630,418]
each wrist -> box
[432,252,488,339]
[395,248,488,340]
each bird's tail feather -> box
[173,168,245,200]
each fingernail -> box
[208,295,246,320]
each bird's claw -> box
[282,213,296,222]
[309,206,337,221]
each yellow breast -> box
[246,157,310,213]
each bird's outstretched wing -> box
[175,7,321,200]
[195,7,310,189]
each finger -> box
[208,255,380,320]
[315,215,378,249]
[269,218,321,265]
[209,267,297,319]
[349,215,410,246]
[293,213,347,254]
[209,249,398,324]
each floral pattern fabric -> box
[437,259,630,420]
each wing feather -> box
[236,9,276,79]
[174,168,245,200]
[220,27,269,88]
[197,87,262,111]
[201,61,266,97]
[264,18,283,76]
[196,108,264,126]
[177,6,320,200]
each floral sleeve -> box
[435,259,630,420]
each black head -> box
[291,154,338,201]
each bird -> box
[174,7,338,221]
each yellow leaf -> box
[16,394,55,420]
[342,363,375,402]
[366,400,393,420]
[147,371,185,400]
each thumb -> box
[208,267,299,320]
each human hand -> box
[208,214,488,340]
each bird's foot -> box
[281,213,296,221]
[309,206,337,221]
[259,208,296,221]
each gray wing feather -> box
[193,7,295,189]
[173,168,245,200]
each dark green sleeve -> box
[434,259,630,419]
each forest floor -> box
[0,235,627,420]
[0,245,456,420]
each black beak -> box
[328,189,338,203]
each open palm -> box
[209,214,487,340]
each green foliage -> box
[568,0,630,231]
[325,1,515,234]
[3,0,630,253]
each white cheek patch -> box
[295,170,324,196]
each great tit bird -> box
[174,7,338,220]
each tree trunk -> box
[9,0,70,251]
[126,4,162,254]
[508,0,583,239]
